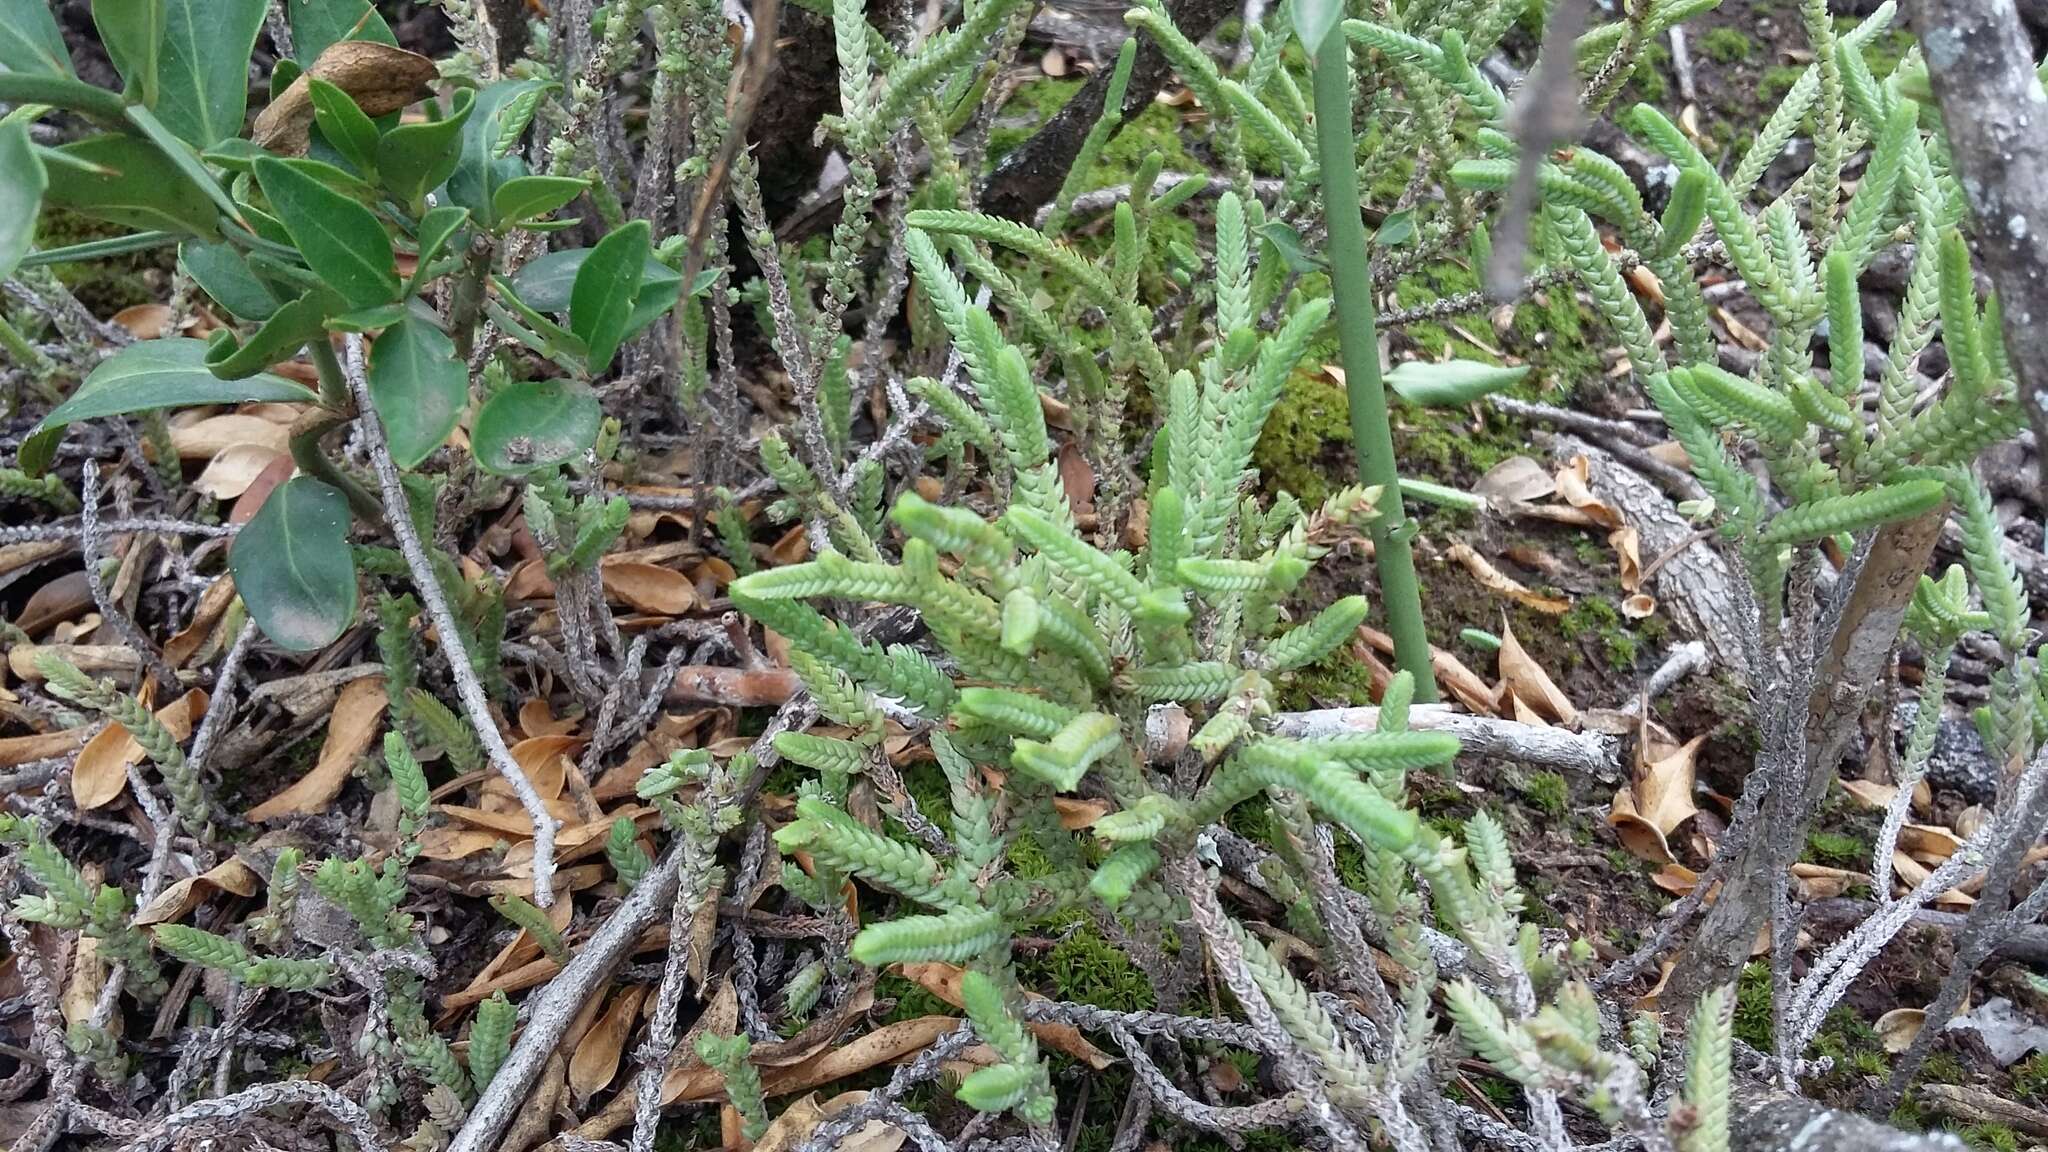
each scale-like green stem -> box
[1312,30,1436,701]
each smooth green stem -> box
[1312,30,1436,702]
[301,341,387,524]
[20,231,179,268]
[0,74,126,122]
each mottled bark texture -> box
[1908,0,2048,509]
[1666,510,1946,1007]
[975,0,1240,219]
[1732,1088,1968,1152]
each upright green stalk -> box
[1312,31,1436,700]
[302,340,388,524]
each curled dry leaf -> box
[569,985,650,1101]
[752,1092,906,1152]
[0,729,89,772]
[134,858,261,926]
[1608,735,1703,864]
[1498,622,1576,725]
[1878,1008,1927,1053]
[1899,823,1966,863]
[193,444,287,500]
[168,414,292,461]
[1446,541,1569,615]
[17,570,93,636]
[74,688,208,810]
[519,698,582,739]
[10,644,141,681]
[1838,779,1898,810]
[163,577,237,667]
[247,677,389,821]
[1475,456,1559,504]
[896,961,1114,1069]
[1553,456,1624,529]
[1612,527,1643,593]
[111,303,175,340]
[253,41,438,156]
[1791,862,1868,900]
[663,1015,961,1104]
[1621,593,1657,620]
[601,561,697,615]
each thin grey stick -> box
[341,335,560,906]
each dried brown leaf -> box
[134,858,261,926]
[602,561,698,615]
[73,688,207,810]
[253,41,437,155]
[1498,622,1576,724]
[1446,541,1569,615]
[570,985,649,1101]
[247,677,387,820]
[896,961,1114,1069]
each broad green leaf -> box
[155,0,267,147]
[407,205,470,295]
[203,288,341,378]
[1385,359,1530,407]
[93,0,164,106]
[326,302,409,332]
[1256,220,1323,272]
[200,137,269,175]
[378,89,472,209]
[1292,0,1340,55]
[180,240,283,321]
[307,77,380,175]
[444,78,550,227]
[472,379,602,475]
[1375,207,1417,248]
[571,220,650,376]
[507,246,681,338]
[0,0,73,76]
[0,122,45,283]
[123,104,249,230]
[42,134,221,237]
[288,0,395,64]
[368,314,467,469]
[230,476,358,651]
[490,175,588,227]
[255,155,399,308]
[271,58,302,101]
[21,339,315,475]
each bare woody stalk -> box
[340,335,561,908]
[1905,0,2048,510]
[1310,28,1436,701]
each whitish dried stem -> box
[342,335,559,907]
[1268,705,1619,777]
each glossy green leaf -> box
[445,78,550,226]
[0,122,46,283]
[368,314,467,469]
[200,137,268,175]
[1385,359,1530,407]
[490,175,588,227]
[288,0,395,64]
[571,220,650,377]
[93,0,164,105]
[255,155,399,308]
[307,77,380,175]
[21,339,315,475]
[377,89,472,209]
[1375,207,1417,248]
[472,379,602,475]
[203,288,340,378]
[270,58,301,101]
[156,0,267,147]
[1256,220,1323,272]
[326,302,409,332]
[0,0,74,76]
[179,240,283,321]
[124,104,249,229]
[42,134,221,237]
[1292,0,1340,55]
[507,246,681,338]
[230,476,358,651]
[406,205,470,295]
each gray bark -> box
[1907,0,2048,510]
[1733,1089,1967,1152]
